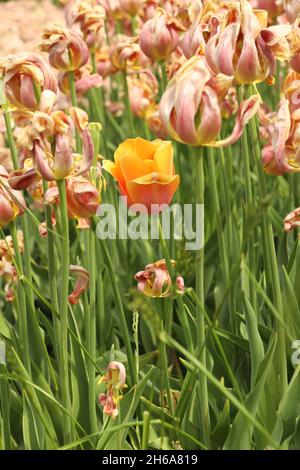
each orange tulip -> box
[103,137,179,212]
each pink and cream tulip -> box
[159,56,261,147]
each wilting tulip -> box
[0,53,57,110]
[205,0,275,84]
[134,259,184,298]
[0,166,26,227]
[284,207,300,232]
[58,67,103,96]
[110,35,147,71]
[159,56,261,147]
[98,361,126,419]
[68,264,89,304]
[261,98,300,175]
[139,8,184,61]
[40,25,89,72]
[66,176,100,219]
[103,137,179,212]
[66,1,106,51]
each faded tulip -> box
[66,176,100,219]
[0,53,57,111]
[120,0,142,16]
[139,8,184,61]
[103,137,179,212]
[159,56,261,147]
[40,25,89,72]
[134,259,184,298]
[205,0,275,84]
[68,264,89,304]
[284,207,300,232]
[98,361,127,419]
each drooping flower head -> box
[139,7,184,61]
[134,259,184,298]
[68,264,89,304]
[98,361,127,419]
[159,55,261,147]
[0,166,26,228]
[0,53,57,111]
[40,24,89,72]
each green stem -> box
[195,148,211,448]
[87,230,97,434]
[141,411,150,450]
[68,70,81,153]
[98,238,137,385]
[10,222,31,373]
[247,85,287,395]
[122,70,135,137]
[57,179,72,442]
[42,180,60,357]
[0,364,12,449]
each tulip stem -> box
[10,221,31,374]
[87,229,97,435]
[122,70,135,137]
[159,61,168,95]
[98,237,137,385]
[195,148,211,448]
[3,109,18,168]
[246,85,287,395]
[42,180,60,358]
[0,364,12,449]
[68,70,81,153]
[57,178,72,442]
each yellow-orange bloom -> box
[103,138,179,212]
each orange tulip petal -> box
[153,141,174,174]
[126,173,179,211]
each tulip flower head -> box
[134,259,184,298]
[205,0,275,84]
[103,137,179,213]
[284,207,300,232]
[68,264,89,304]
[98,361,127,419]
[0,53,57,111]
[40,25,89,72]
[139,7,184,61]
[159,55,261,147]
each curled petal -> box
[75,74,103,95]
[210,95,261,147]
[68,264,89,305]
[53,133,73,180]
[284,208,300,232]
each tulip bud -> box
[159,56,261,147]
[40,25,89,72]
[284,207,300,232]
[139,8,184,61]
[66,176,100,219]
